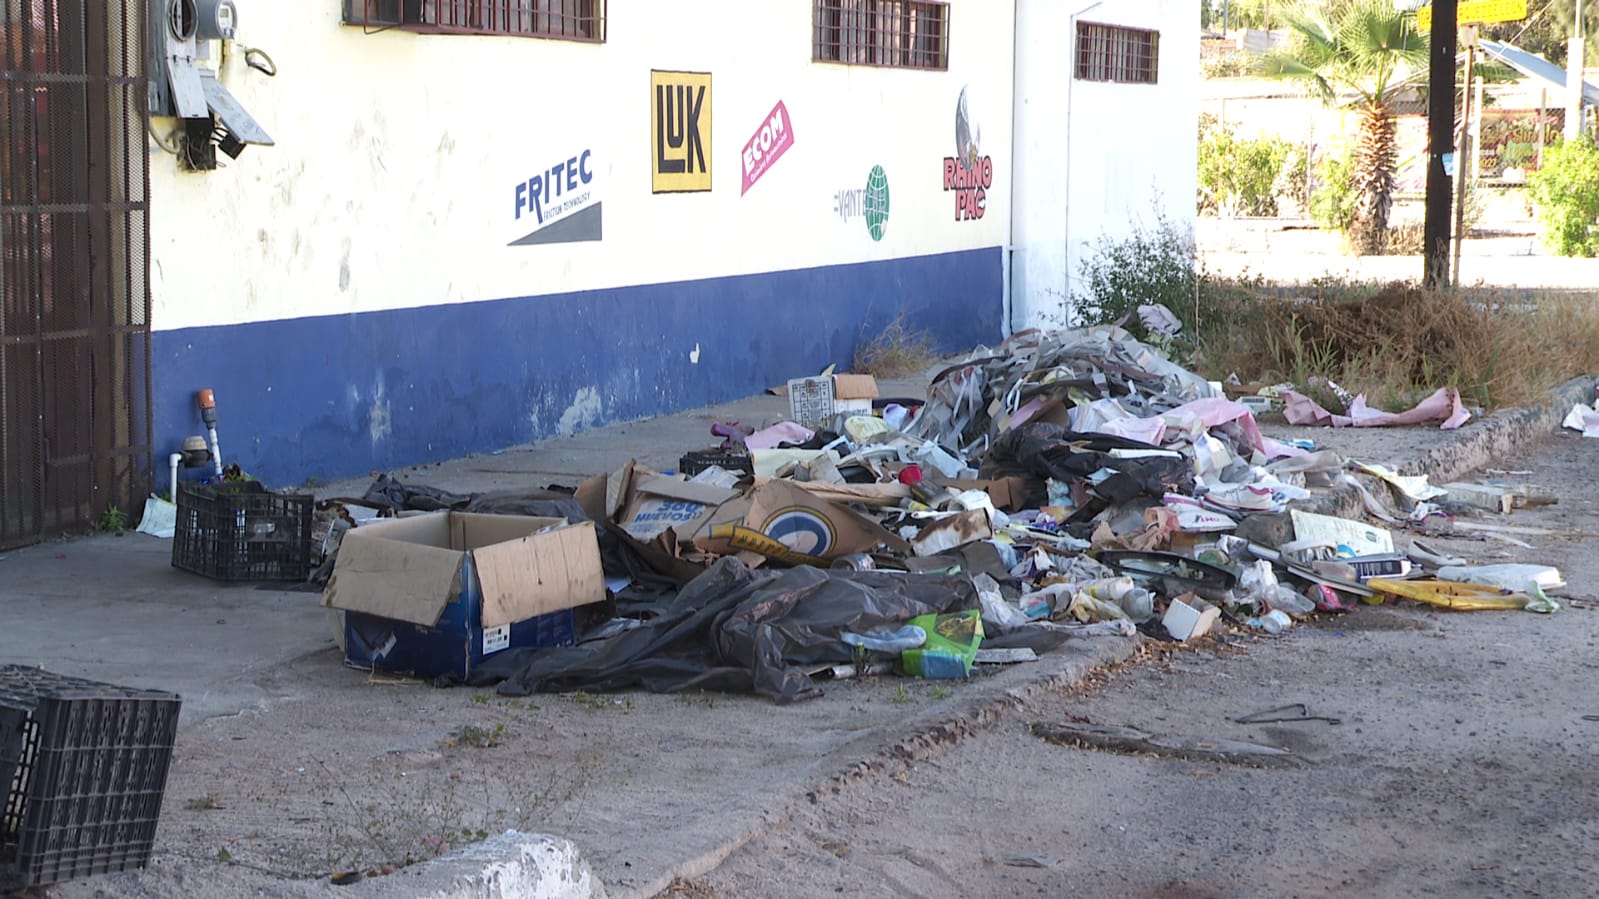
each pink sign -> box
[740,101,795,195]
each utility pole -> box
[1453,29,1476,287]
[1566,0,1585,141]
[1423,0,1459,290]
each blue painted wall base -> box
[151,247,1002,488]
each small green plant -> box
[565,690,629,713]
[1527,137,1599,257]
[94,505,130,533]
[928,685,953,700]
[469,694,490,705]
[673,690,718,710]
[442,723,505,748]
[184,793,225,811]
[889,683,913,704]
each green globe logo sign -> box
[863,165,890,241]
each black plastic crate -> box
[1,666,181,889]
[172,481,314,581]
[677,451,753,478]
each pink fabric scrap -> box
[744,421,816,450]
[1282,387,1471,430]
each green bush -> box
[1308,149,1358,236]
[1197,123,1293,217]
[1527,137,1599,257]
[1074,215,1197,342]
[1072,215,1271,371]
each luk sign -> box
[1417,0,1526,29]
[651,70,712,193]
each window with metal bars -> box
[1074,22,1158,84]
[344,0,605,41]
[813,0,949,71]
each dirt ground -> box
[682,430,1599,898]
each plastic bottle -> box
[1245,609,1293,634]
[841,625,927,653]
[1261,585,1316,618]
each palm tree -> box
[1260,0,1428,254]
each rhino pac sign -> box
[741,101,795,195]
[943,86,994,222]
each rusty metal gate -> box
[1,0,151,547]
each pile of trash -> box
[315,324,1563,703]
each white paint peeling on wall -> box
[368,372,392,444]
[689,343,701,365]
[556,387,602,437]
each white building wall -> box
[147,1,1014,332]
[1011,0,1199,329]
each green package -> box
[901,609,984,679]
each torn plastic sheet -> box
[1562,403,1599,438]
[467,557,977,703]
[1282,387,1471,430]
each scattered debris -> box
[234,323,1565,706]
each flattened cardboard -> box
[617,473,741,542]
[475,520,605,628]
[832,374,880,400]
[700,479,906,564]
[322,517,468,626]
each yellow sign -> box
[650,70,713,193]
[1417,0,1527,30]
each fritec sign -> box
[741,101,795,195]
[651,70,712,193]
[509,149,601,246]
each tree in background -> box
[1260,0,1428,254]
[1526,136,1599,255]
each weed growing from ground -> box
[854,310,937,378]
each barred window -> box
[345,0,605,42]
[814,0,949,71]
[1075,22,1158,84]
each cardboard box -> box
[786,373,879,427]
[322,512,605,680]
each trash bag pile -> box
[321,324,1563,702]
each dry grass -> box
[1200,281,1599,411]
[854,311,937,378]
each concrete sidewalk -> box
[5,364,1585,899]
[0,369,934,724]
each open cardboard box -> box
[322,512,604,680]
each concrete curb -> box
[1400,377,1593,482]
[342,832,605,899]
[1242,376,1594,545]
